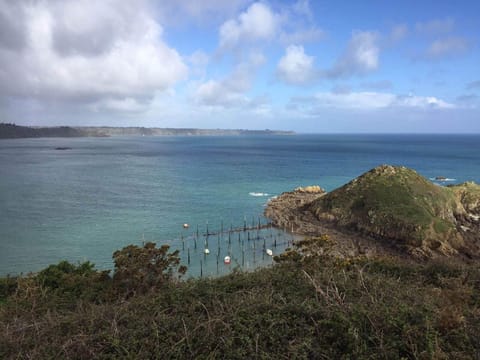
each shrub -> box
[112,242,187,297]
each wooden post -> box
[200,260,203,278]
[187,247,190,265]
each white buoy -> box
[183,223,189,229]
[266,249,273,256]
[204,248,210,255]
[224,256,231,264]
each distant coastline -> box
[0,123,295,139]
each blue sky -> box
[0,0,479,133]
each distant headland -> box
[0,123,295,139]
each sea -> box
[1,134,479,277]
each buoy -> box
[266,249,273,256]
[224,256,231,264]
[183,223,189,229]
[204,248,210,255]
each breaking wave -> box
[249,192,269,197]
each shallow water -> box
[1,134,479,276]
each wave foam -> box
[430,177,456,182]
[249,192,269,197]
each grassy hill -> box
[308,165,480,258]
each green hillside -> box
[309,165,480,257]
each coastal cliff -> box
[0,123,294,139]
[265,165,480,259]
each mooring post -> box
[187,247,190,265]
[182,234,184,251]
[200,260,203,278]
[243,216,247,231]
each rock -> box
[294,185,325,194]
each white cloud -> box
[276,45,316,85]
[328,31,380,78]
[0,0,187,109]
[292,0,313,21]
[425,36,469,59]
[308,91,455,110]
[187,50,210,78]
[219,2,278,49]
[194,52,266,107]
[91,97,151,113]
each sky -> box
[0,0,479,133]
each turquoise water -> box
[1,134,480,276]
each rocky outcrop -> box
[264,186,326,234]
[265,165,480,260]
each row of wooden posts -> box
[176,217,294,277]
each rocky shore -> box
[265,185,405,258]
[265,165,480,260]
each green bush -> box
[112,242,187,297]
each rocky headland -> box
[265,165,480,260]
[0,123,294,139]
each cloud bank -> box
[0,1,187,109]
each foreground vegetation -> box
[1,239,480,359]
